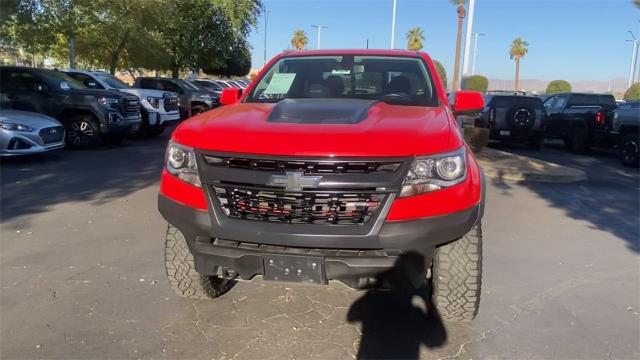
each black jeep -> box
[475,94,545,150]
[0,66,141,148]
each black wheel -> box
[620,133,639,167]
[64,114,102,149]
[431,224,482,322]
[528,135,545,150]
[164,224,233,299]
[191,105,207,117]
[566,128,590,154]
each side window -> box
[552,96,568,112]
[161,80,181,93]
[4,70,38,91]
[68,73,103,89]
[139,79,156,89]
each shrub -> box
[434,60,447,90]
[462,75,489,92]
[624,83,640,101]
[546,80,571,94]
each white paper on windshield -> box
[264,73,296,94]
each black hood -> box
[267,98,378,124]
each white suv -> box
[64,70,180,136]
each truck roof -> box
[275,49,429,60]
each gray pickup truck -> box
[612,101,639,167]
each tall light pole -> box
[263,10,270,66]
[628,30,639,88]
[390,0,397,49]
[471,33,485,75]
[461,0,476,77]
[311,25,328,49]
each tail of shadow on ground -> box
[347,251,447,360]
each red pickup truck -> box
[158,50,486,321]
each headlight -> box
[97,96,119,110]
[0,121,35,132]
[147,97,161,108]
[400,148,467,197]
[165,141,201,187]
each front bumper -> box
[100,115,142,135]
[158,193,481,286]
[147,111,181,126]
[0,128,65,157]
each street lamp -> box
[311,25,328,49]
[628,30,639,88]
[390,0,397,49]
[263,9,270,66]
[461,0,476,77]
[471,33,486,75]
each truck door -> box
[544,94,569,138]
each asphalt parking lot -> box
[1,133,639,359]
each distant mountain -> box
[487,77,630,95]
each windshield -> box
[97,74,130,89]
[41,70,86,90]
[246,55,437,106]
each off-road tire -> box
[64,114,102,149]
[620,133,639,167]
[164,224,233,299]
[432,223,482,322]
[191,105,207,117]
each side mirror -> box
[220,87,242,105]
[34,83,48,93]
[452,91,485,116]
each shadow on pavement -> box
[487,142,640,253]
[347,252,447,359]
[1,134,169,223]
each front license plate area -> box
[263,255,325,284]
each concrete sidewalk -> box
[476,147,587,183]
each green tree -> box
[509,37,529,91]
[634,0,640,9]
[546,80,572,94]
[291,29,308,50]
[624,83,640,100]
[450,0,467,91]
[462,75,488,92]
[406,27,424,51]
[434,60,447,90]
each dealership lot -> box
[1,134,638,359]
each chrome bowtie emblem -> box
[267,172,322,191]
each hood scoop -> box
[267,98,378,124]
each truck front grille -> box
[164,97,179,112]
[203,156,402,174]
[39,126,64,144]
[213,185,384,225]
[121,98,141,117]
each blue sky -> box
[247,0,640,82]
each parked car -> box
[158,49,486,322]
[543,93,617,153]
[134,77,218,119]
[0,66,141,148]
[612,101,639,167]
[475,94,546,149]
[1,110,65,156]
[190,79,223,97]
[64,70,179,137]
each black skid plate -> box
[263,254,326,284]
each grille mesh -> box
[203,156,402,174]
[39,126,64,144]
[214,185,384,225]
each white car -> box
[64,70,180,136]
[1,110,65,156]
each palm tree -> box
[406,27,425,51]
[450,0,467,91]
[291,29,309,50]
[509,37,529,91]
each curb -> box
[476,148,588,184]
